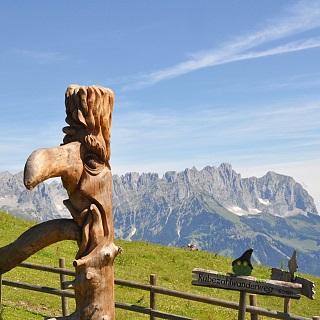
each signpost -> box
[192,249,315,320]
[192,269,302,299]
[192,268,304,320]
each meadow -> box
[0,211,319,319]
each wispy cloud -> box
[263,72,320,91]
[112,98,320,152]
[10,49,68,64]
[122,0,320,89]
[111,98,320,208]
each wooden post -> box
[0,85,118,319]
[249,294,258,320]
[0,273,2,306]
[150,274,157,320]
[59,258,68,316]
[284,297,290,313]
[238,291,247,320]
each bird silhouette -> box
[232,248,254,276]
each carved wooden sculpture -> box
[0,85,119,319]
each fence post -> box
[0,273,2,306]
[238,291,247,320]
[249,294,258,320]
[150,274,156,320]
[284,298,290,313]
[59,258,68,316]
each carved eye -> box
[83,153,104,174]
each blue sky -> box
[0,1,319,209]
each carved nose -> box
[24,142,82,189]
[24,179,35,190]
[24,148,51,189]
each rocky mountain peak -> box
[1,165,319,276]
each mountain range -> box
[0,163,319,276]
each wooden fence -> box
[0,258,319,320]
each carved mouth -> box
[64,197,108,259]
[63,199,89,227]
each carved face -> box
[24,85,114,233]
[59,141,112,227]
[23,85,118,320]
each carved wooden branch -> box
[0,85,117,319]
[22,85,117,319]
[0,219,80,274]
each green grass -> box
[0,211,319,319]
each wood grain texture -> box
[1,85,118,320]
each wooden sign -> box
[192,268,302,299]
[271,268,315,300]
[271,251,315,300]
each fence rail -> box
[0,259,319,320]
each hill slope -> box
[0,212,319,320]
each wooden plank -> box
[115,302,195,320]
[295,276,315,300]
[2,275,314,320]
[192,268,302,299]
[271,268,315,299]
[2,279,75,298]
[20,261,75,276]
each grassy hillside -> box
[0,211,319,319]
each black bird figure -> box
[232,248,254,276]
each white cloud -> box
[10,49,68,64]
[263,73,320,91]
[110,94,320,209]
[122,1,320,89]
[113,98,320,150]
